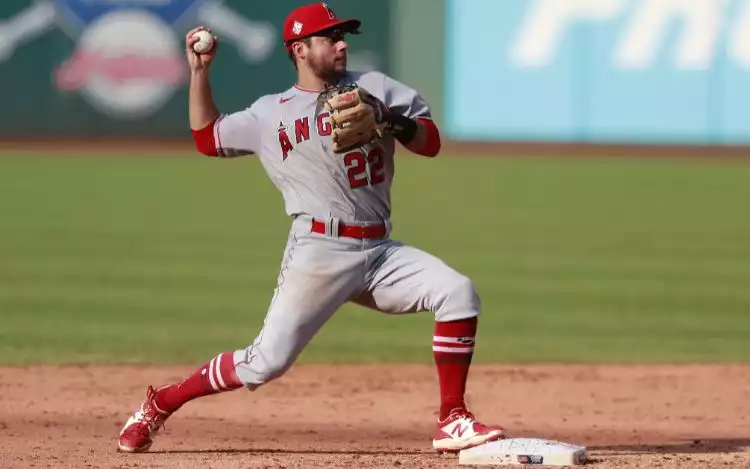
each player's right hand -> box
[186,26,219,72]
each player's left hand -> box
[317,84,389,153]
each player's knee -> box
[434,274,481,322]
[260,353,295,382]
[233,346,296,388]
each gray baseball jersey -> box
[210,70,481,389]
[213,70,430,223]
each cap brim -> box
[307,19,361,38]
[331,18,361,34]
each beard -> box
[309,54,346,83]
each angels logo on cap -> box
[322,3,337,20]
[283,2,361,45]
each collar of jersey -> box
[293,84,323,93]
[293,74,353,94]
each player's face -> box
[307,31,348,80]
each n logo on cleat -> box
[451,422,469,438]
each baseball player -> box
[118,2,504,454]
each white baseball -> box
[192,30,214,54]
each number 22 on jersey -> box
[344,147,385,189]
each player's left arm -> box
[381,74,441,158]
[387,114,441,157]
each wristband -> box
[388,114,418,144]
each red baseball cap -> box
[283,2,361,47]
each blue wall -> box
[445,0,750,144]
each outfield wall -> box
[442,0,750,146]
[0,0,390,138]
[2,0,749,149]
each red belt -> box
[310,219,387,239]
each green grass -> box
[1,154,749,365]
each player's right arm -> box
[186,27,260,158]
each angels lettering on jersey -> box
[276,111,333,160]
[212,70,431,222]
[275,106,385,190]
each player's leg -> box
[356,241,481,417]
[354,240,503,452]
[118,229,365,452]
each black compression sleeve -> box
[388,114,418,144]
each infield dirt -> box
[1,364,748,468]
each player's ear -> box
[292,41,307,62]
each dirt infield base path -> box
[1,364,749,468]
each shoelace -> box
[442,409,503,437]
[132,402,167,434]
[448,410,500,432]
[448,409,475,421]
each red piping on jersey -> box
[191,116,220,157]
[294,84,323,93]
[415,118,441,157]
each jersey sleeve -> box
[381,74,433,121]
[213,101,262,157]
